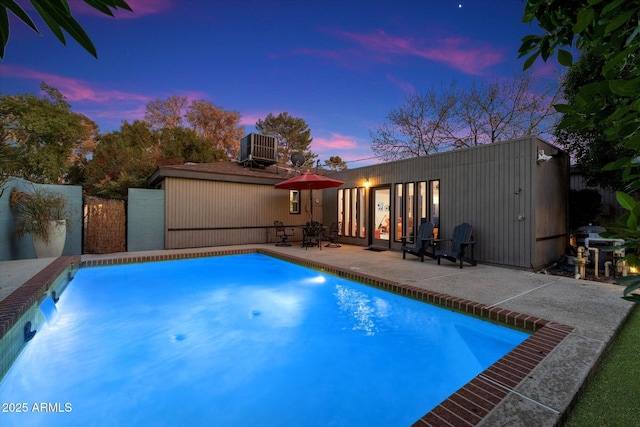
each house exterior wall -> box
[534,140,570,269]
[323,136,568,269]
[163,177,305,249]
[128,188,165,252]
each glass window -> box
[344,188,351,237]
[337,189,344,235]
[351,187,358,237]
[406,182,415,241]
[337,187,366,239]
[359,187,366,238]
[418,182,427,225]
[395,183,403,241]
[289,190,300,214]
[431,180,440,237]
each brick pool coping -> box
[1,249,574,426]
[0,256,80,340]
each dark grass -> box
[563,304,640,426]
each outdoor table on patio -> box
[298,223,326,250]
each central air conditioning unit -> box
[237,133,277,168]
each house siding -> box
[164,177,303,249]
[323,136,568,269]
[534,141,569,269]
[150,137,567,269]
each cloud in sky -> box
[314,132,359,151]
[386,73,415,94]
[239,112,263,127]
[530,60,563,79]
[0,65,151,104]
[78,105,147,130]
[312,132,377,163]
[0,65,226,130]
[334,29,504,75]
[1,65,168,131]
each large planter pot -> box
[33,220,67,258]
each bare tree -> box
[370,87,459,161]
[186,100,244,159]
[144,96,189,130]
[371,74,561,160]
[454,73,561,147]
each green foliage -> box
[568,189,602,231]
[255,112,316,165]
[158,126,226,164]
[83,120,229,199]
[2,87,239,200]
[0,137,19,196]
[84,121,157,199]
[613,275,640,303]
[0,0,132,59]
[602,191,640,262]
[9,186,70,243]
[599,190,640,302]
[555,50,631,190]
[0,83,97,184]
[521,0,640,301]
[520,1,640,188]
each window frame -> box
[289,190,300,214]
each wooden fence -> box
[84,197,126,254]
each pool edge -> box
[0,256,79,381]
[1,249,574,426]
[0,256,79,340]
[257,249,575,426]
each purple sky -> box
[1,0,559,166]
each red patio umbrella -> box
[275,172,344,220]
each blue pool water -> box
[0,254,529,426]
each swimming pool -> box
[1,253,529,426]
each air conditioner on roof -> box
[237,133,277,167]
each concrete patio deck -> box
[0,243,634,426]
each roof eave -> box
[148,166,287,187]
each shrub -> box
[9,187,70,244]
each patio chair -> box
[302,221,323,250]
[274,220,294,246]
[401,221,435,262]
[434,222,476,268]
[325,222,341,247]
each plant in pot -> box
[10,187,71,258]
